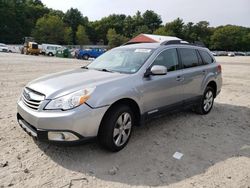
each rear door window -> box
[152,48,179,72]
[178,48,199,69]
[199,50,214,64]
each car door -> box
[177,48,206,101]
[141,48,184,114]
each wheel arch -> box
[206,80,217,97]
[98,98,141,135]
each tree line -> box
[1,0,250,51]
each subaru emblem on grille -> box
[24,89,31,100]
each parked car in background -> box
[217,51,228,56]
[0,43,8,52]
[228,52,235,57]
[235,52,246,56]
[41,44,62,56]
[17,41,222,152]
[211,51,217,56]
[77,48,106,60]
[8,45,21,53]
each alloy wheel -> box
[203,90,214,112]
[113,112,132,147]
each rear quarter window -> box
[178,48,199,68]
[199,50,214,64]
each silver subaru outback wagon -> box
[17,42,222,151]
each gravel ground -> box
[0,53,249,188]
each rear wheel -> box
[195,86,214,115]
[82,54,89,60]
[98,105,134,152]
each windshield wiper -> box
[95,68,114,73]
[81,66,89,69]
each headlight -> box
[44,87,95,110]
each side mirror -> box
[145,65,167,77]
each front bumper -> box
[17,99,109,142]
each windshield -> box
[87,48,153,73]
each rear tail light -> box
[217,64,222,73]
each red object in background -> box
[127,34,157,44]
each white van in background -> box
[41,44,62,56]
[0,43,9,52]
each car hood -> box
[27,68,128,99]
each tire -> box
[195,86,215,115]
[48,52,53,56]
[98,105,134,152]
[82,54,89,60]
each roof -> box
[126,34,181,45]
[119,42,208,52]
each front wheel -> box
[195,86,215,115]
[98,105,134,152]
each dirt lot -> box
[0,53,249,188]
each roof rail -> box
[122,41,154,46]
[161,40,206,48]
[161,40,181,45]
[160,40,190,45]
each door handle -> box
[202,70,207,74]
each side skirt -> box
[140,96,202,126]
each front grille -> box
[22,88,45,110]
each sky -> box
[41,0,250,27]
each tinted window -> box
[199,50,214,64]
[153,49,179,72]
[179,48,199,68]
[196,50,203,64]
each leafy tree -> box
[85,22,99,44]
[76,25,90,45]
[63,8,88,44]
[133,25,151,37]
[123,15,135,38]
[0,0,49,43]
[242,32,250,51]
[192,21,213,46]
[183,22,196,41]
[32,15,64,44]
[153,27,168,35]
[63,27,73,44]
[142,10,162,33]
[48,9,65,18]
[92,14,127,44]
[107,28,128,48]
[164,18,184,38]
[133,11,144,27]
[27,0,44,6]
[182,21,213,47]
[210,25,250,51]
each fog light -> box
[48,131,79,141]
